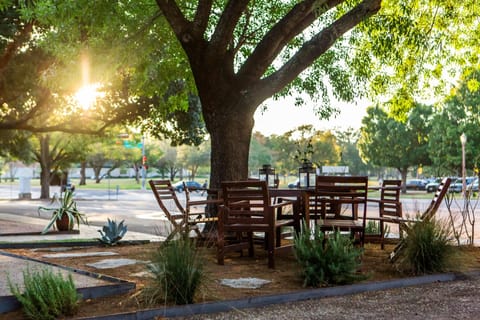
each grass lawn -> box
[2,177,443,199]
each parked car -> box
[173,180,202,192]
[287,179,299,188]
[425,178,442,193]
[405,179,427,190]
[468,178,479,192]
[450,177,476,193]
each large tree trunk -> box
[205,100,255,189]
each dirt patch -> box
[1,241,479,319]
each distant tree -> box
[87,140,141,184]
[177,142,210,180]
[249,132,274,176]
[358,103,433,191]
[334,128,370,175]
[311,130,341,169]
[428,69,480,176]
[31,134,89,198]
[151,141,180,181]
[266,133,298,178]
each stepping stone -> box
[220,277,271,289]
[130,271,154,278]
[32,247,74,252]
[86,258,143,269]
[43,252,119,259]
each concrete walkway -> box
[0,212,165,243]
[0,210,162,313]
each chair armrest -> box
[187,199,223,207]
[368,216,412,224]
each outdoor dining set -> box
[149,175,452,269]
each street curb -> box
[76,271,480,320]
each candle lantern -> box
[298,160,316,188]
[259,164,276,187]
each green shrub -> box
[293,225,366,287]
[365,220,380,235]
[8,268,80,320]
[365,220,391,237]
[403,218,454,275]
[142,234,205,305]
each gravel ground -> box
[176,273,480,320]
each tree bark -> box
[80,161,86,185]
[205,98,255,189]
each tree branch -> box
[254,0,381,100]
[155,0,191,41]
[192,0,213,37]
[0,20,34,73]
[238,0,344,82]
[209,0,249,53]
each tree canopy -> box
[2,1,480,188]
[358,103,433,186]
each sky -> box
[253,96,370,136]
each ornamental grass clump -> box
[294,224,366,287]
[8,268,80,320]
[403,218,454,275]
[142,234,205,305]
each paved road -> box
[0,185,178,237]
[1,184,477,243]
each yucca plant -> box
[294,223,366,287]
[98,218,128,245]
[8,268,81,320]
[38,189,88,234]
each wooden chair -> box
[149,180,219,241]
[389,177,452,262]
[367,179,402,249]
[306,175,368,246]
[217,180,299,268]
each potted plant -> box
[38,189,88,234]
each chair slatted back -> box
[314,175,368,220]
[221,180,270,225]
[149,179,186,219]
[380,180,402,218]
[421,177,452,221]
[315,175,368,199]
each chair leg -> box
[275,227,281,247]
[217,221,225,265]
[267,231,275,269]
[380,220,385,250]
[247,232,254,257]
[389,239,405,262]
[166,226,181,242]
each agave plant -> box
[38,189,88,234]
[98,218,128,245]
